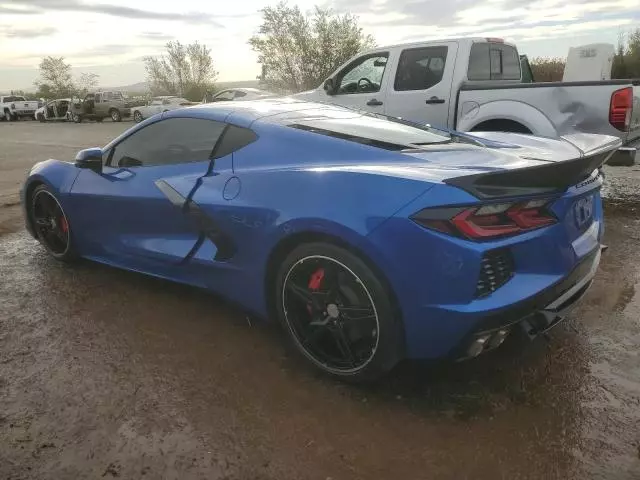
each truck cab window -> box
[394,46,448,91]
[336,53,389,95]
[468,43,521,81]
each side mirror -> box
[75,147,103,173]
[323,78,335,95]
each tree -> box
[34,56,75,98]
[249,2,375,93]
[77,72,99,96]
[144,41,218,101]
[529,57,565,82]
[612,28,640,79]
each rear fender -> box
[458,99,557,137]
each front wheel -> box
[133,110,143,123]
[37,113,45,122]
[110,109,122,122]
[72,113,82,123]
[275,242,403,382]
[29,185,76,262]
[4,110,13,121]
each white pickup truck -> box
[296,37,639,163]
[1,95,39,121]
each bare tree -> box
[144,41,218,101]
[249,2,375,93]
[77,72,99,96]
[34,56,75,98]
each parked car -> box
[69,91,132,123]
[132,96,196,123]
[295,37,639,163]
[203,87,275,103]
[35,98,71,122]
[21,99,619,382]
[1,95,39,121]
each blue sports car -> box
[21,99,620,381]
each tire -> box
[29,184,76,262]
[72,113,82,123]
[37,113,45,123]
[133,110,143,123]
[4,110,13,121]
[275,242,403,382]
[110,109,122,122]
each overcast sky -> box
[0,0,638,91]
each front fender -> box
[458,99,557,137]
[21,160,81,237]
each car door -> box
[68,117,227,277]
[321,51,392,113]
[383,42,458,128]
[94,92,108,116]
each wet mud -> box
[0,206,639,479]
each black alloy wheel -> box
[30,185,74,260]
[276,243,403,381]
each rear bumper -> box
[451,246,600,360]
[606,147,636,166]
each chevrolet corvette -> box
[21,99,620,381]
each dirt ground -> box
[1,121,639,479]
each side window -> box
[109,118,226,168]
[336,53,388,95]
[234,91,247,98]
[214,91,235,101]
[468,43,521,80]
[151,98,163,105]
[394,46,448,91]
[102,92,112,102]
[94,93,102,103]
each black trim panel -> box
[154,179,237,261]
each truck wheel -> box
[110,109,122,122]
[4,110,13,121]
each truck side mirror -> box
[323,78,335,95]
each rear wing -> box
[444,138,621,199]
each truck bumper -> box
[607,146,636,166]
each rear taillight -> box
[609,87,632,132]
[412,198,557,240]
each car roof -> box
[187,98,362,127]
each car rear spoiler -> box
[444,140,621,199]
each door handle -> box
[366,99,383,106]
[425,97,445,104]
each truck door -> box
[321,51,392,113]
[383,42,458,129]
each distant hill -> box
[108,79,261,94]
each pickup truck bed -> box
[457,80,640,146]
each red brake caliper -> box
[307,268,325,314]
[59,216,68,233]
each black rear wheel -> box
[30,185,75,261]
[275,242,403,382]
